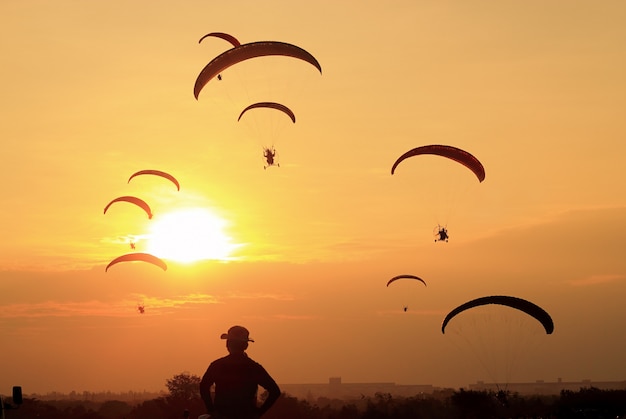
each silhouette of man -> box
[199,325,280,419]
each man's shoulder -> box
[210,353,259,364]
[208,354,231,367]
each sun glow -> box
[145,208,239,263]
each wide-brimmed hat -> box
[220,325,254,342]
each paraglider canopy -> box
[194,40,322,99]
[386,274,427,313]
[238,102,296,123]
[105,252,167,272]
[128,169,180,191]
[391,144,485,183]
[441,295,554,388]
[386,274,427,287]
[441,295,554,334]
[103,196,153,219]
[198,32,241,47]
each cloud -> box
[0,293,219,319]
[241,313,319,322]
[0,299,132,319]
[223,292,296,301]
[271,314,319,320]
[376,309,446,317]
[567,274,626,287]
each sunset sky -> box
[1,1,625,395]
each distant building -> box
[469,378,626,395]
[280,377,435,400]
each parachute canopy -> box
[386,274,427,287]
[105,252,167,272]
[391,144,485,182]
[128,170,180,191]
[198,32,241,47]
[103,196,153,219]
[194,41,322,99]
[238,102,296,123]
[441,295,554,335]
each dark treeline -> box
[24,390,164,403]
[4,387,626,419]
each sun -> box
[144,208,239,263]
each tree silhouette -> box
[165,372,201,402]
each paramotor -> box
[441,295,553,388]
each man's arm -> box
[199,368,216,413]
[257,371,281,417]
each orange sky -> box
[1,1,625,394]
